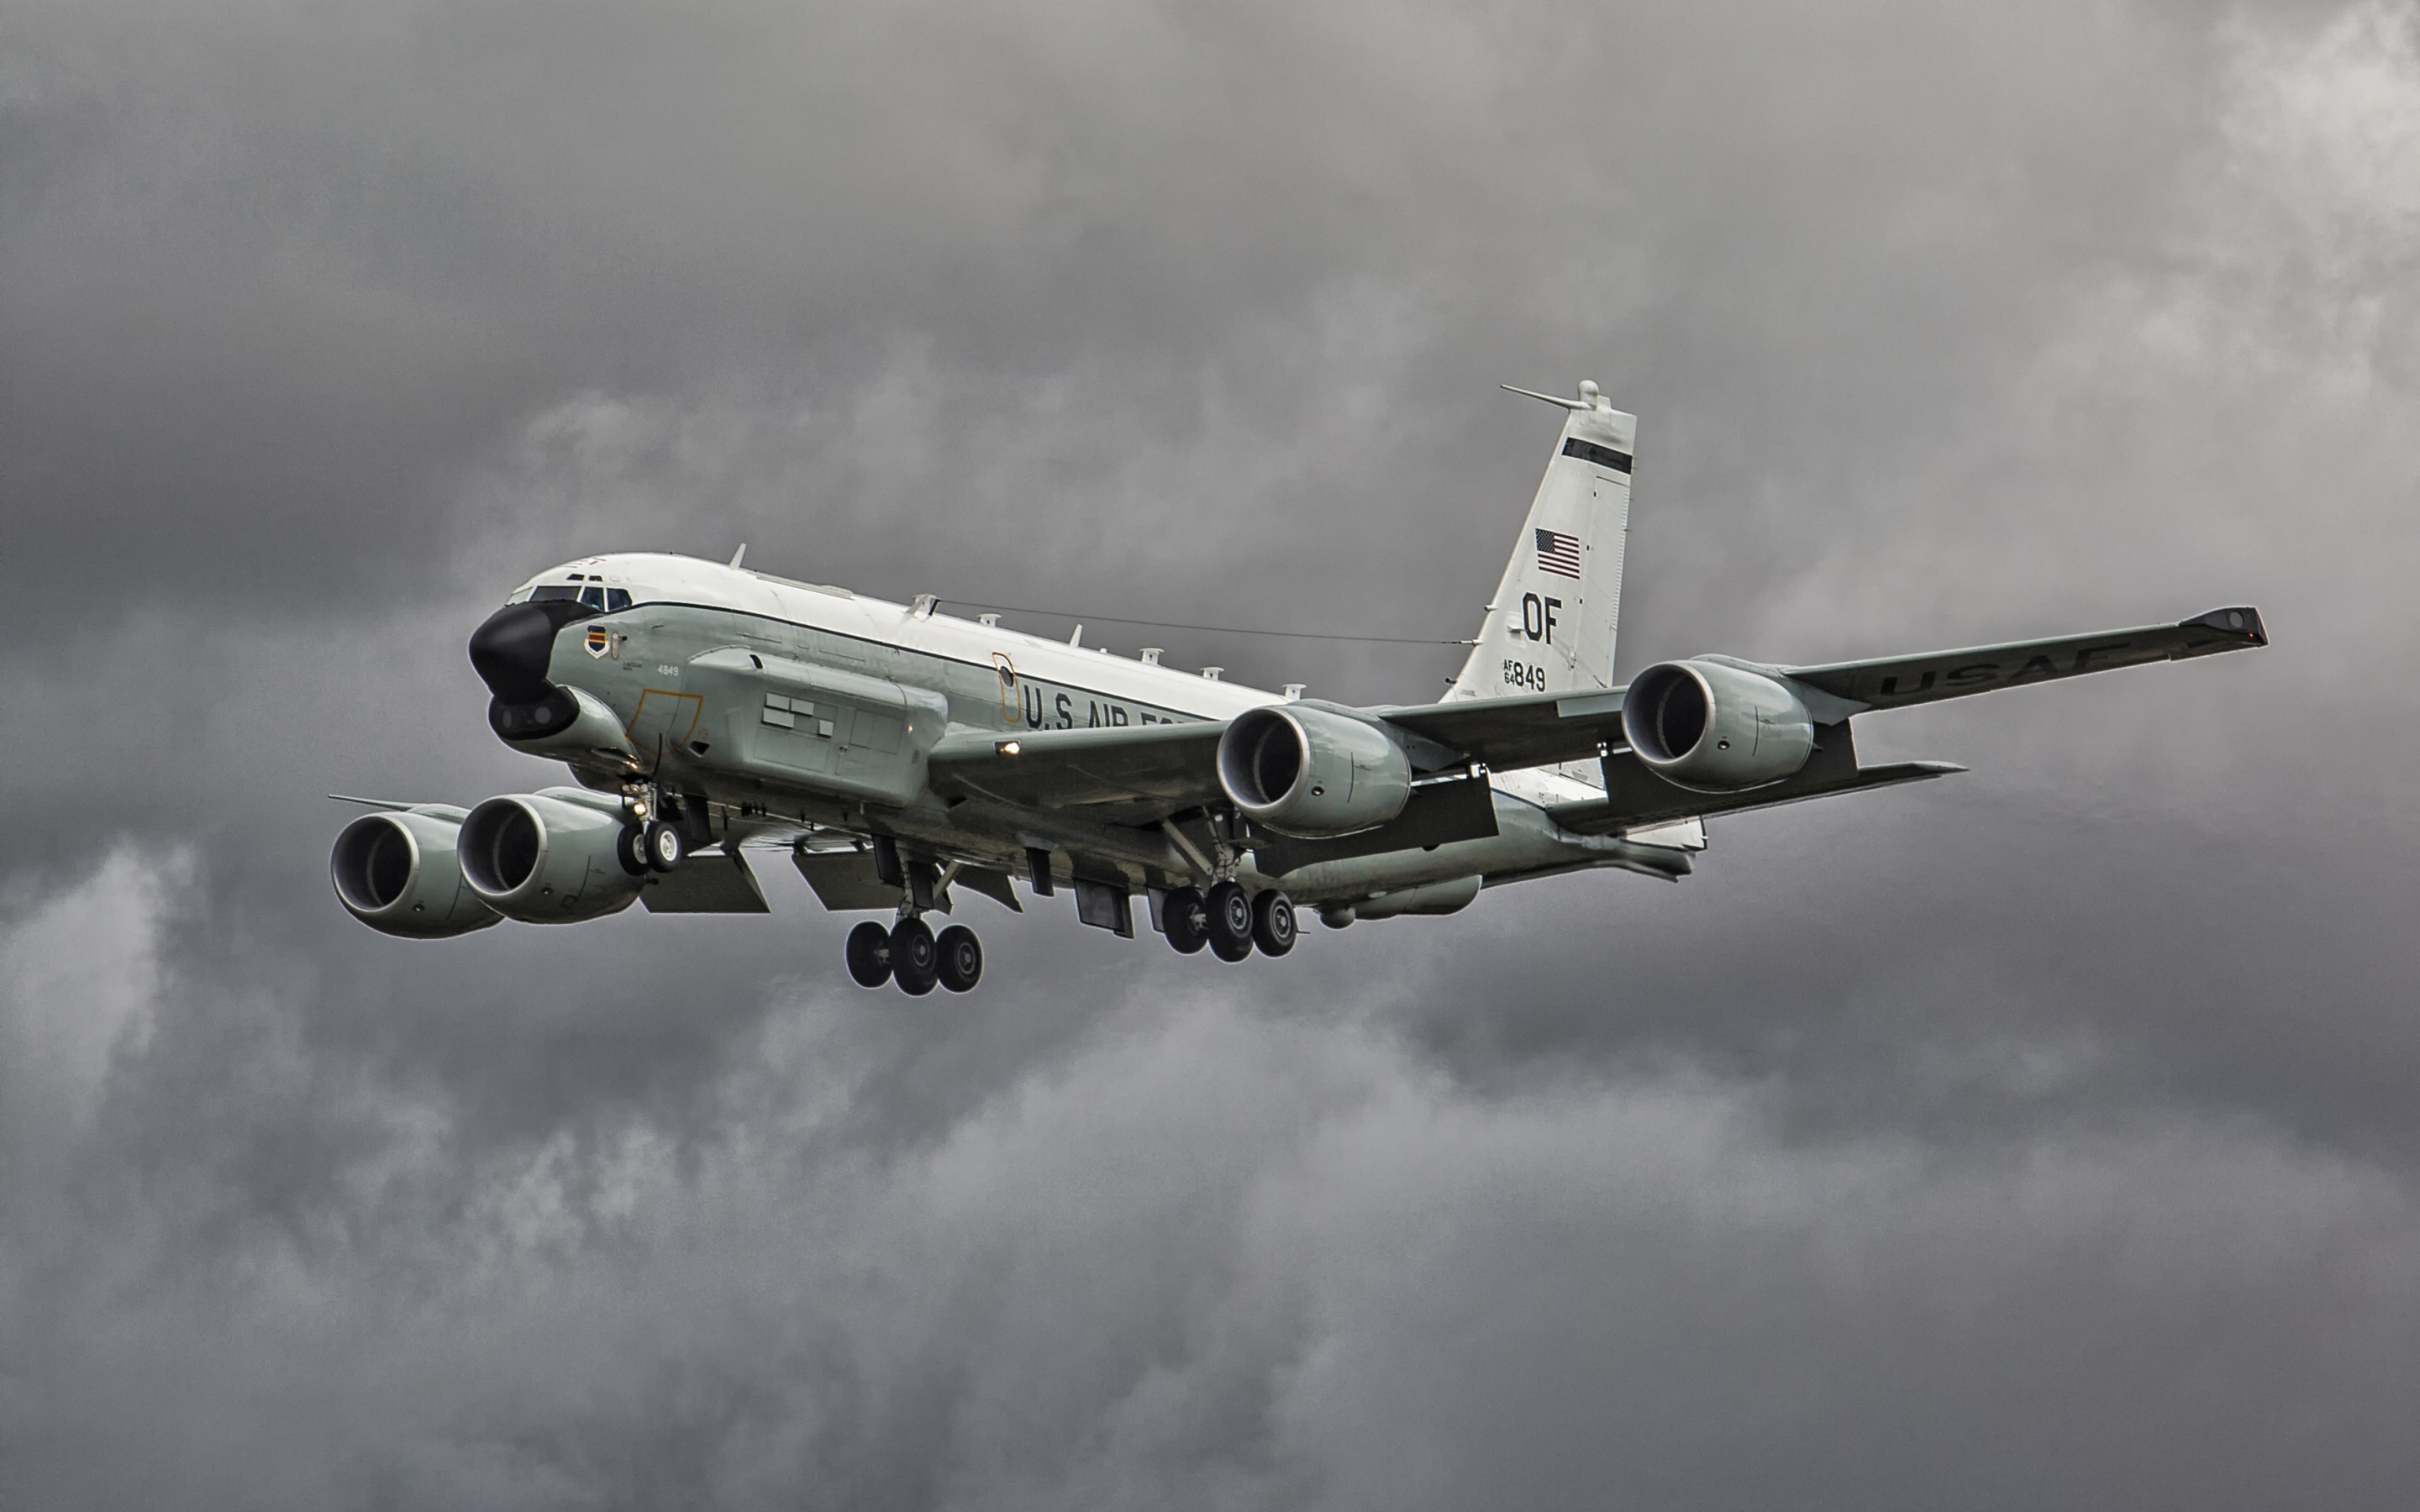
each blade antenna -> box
[1501,383,1589,411]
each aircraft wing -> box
[1776,606,2268,711]
[925,722,1228,822]
[1377,606,2269,772]
[1550,723,1962,837]
[1375,689,1631,772]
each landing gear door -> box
[993,653,1019,726]
[627,687,705,764]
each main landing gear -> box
[845,916,985,995]
[1161,883,1295,961]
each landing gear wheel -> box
[935,925,983,993]
[1162,886,1209,954]
[644,821,685,874]
[844,920,893,989]
[890,917,939,995]
[615,825,649,877]
[1252,890,1297,957]
[1205,880,1255,963]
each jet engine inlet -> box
[1217,705,1413,837]
[329,810,500,938]
[457,791,644,923]
[1622,660,1815,791]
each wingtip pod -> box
[2181,606,2268,648]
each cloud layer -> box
[4,2,2417,1507]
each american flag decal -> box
[1534,528,1583,579]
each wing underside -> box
[1550,723,1961,836]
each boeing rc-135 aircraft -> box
[331,382,2267,993]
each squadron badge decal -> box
[585,626,612,658]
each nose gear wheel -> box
[644,821,684,873]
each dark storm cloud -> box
[4,0,2418,1507]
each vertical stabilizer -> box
[1447,382,1636,708]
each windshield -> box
[529,581,630,611]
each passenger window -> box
[606,588,631,612]
[578,585,607,611]
[531,585,579,601]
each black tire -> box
[1252,890,1297,957]
[1162,886,1209,954]
[891,917,939,995]
[644,820,685,874]
[1206,880,1255,963]
[614,825,649,877]
[935,925,983,992]
[844,920,893,989]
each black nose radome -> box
[468,600,592,704]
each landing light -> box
[998,740,1022,756]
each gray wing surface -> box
[925,722,1228,826]
[923,606,2264,832]
[1552,725,1962,836]
[1375,689,1630,772]
[1778,606,2267,711]
[1380,606,2267,774]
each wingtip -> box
[2183,606,2268,646]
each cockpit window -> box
[531,585,580,602]
[578,585,607,610]
[606,588,632,612]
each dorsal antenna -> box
[1501,380,1606,412]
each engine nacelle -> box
[456,790,644,923]
[1622,659,1816,792]
[330,810,502,939]
[1218,703,1413,837]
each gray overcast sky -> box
[4,1,2418,1507]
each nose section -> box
[468,601,588,703]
